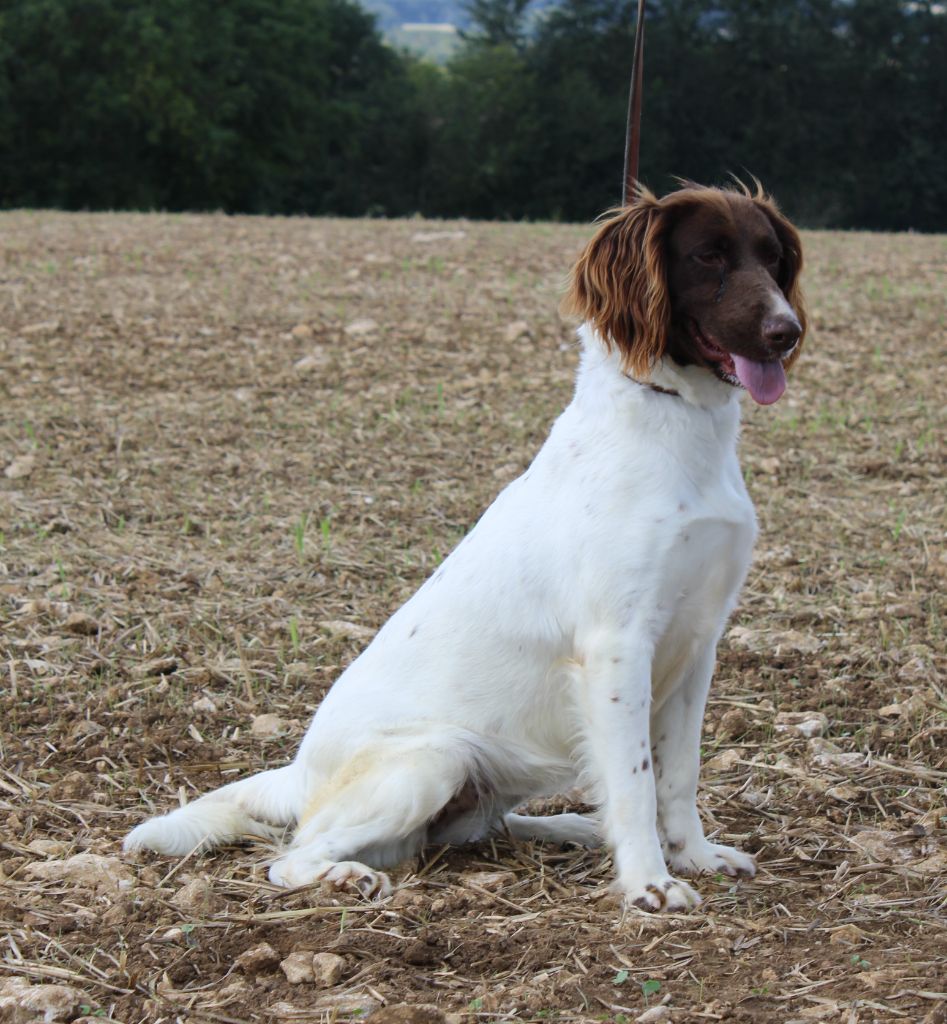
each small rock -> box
[897,656,932,682]
[774,711,828,738]
[411,230,466,243]
[70,719,105,740]
[705,747,744,773]
[211,979,249,1003]
[813,751,863,770]
[912,849,947,876]
[170,877,219,916]
[461,870,516,892]
[131,657,178,680]
[857,967,902,991]
[344,318,378,338]
[25,853,134,893]
[250,713,287,739]
[42,517,72,534]
[26,839,68,857]
[0,977,84,1021]
[503,320,532,343]
[100,905,129,929]
[192,695,218,714]
[4,454,35,479]
[20,320,60,335]
[293,352,328,373]
[312,952,345,988]
[47,770,92,801]
[235,942,280,974]
[770,629,822,655]
[878,694,925,718]
[63,611,100,636]
[883,602,922,619]
[16,598,68,619]
[636,1007,671,1023]
[826,783,862,801]
[740,789,767,808]
[312,992,381,1015]
[726,625,766,651]
[318,619,375,641]
[371,1004,448,1024]
[280,952,315,985]
[849,828,914,864]
[716,707,751,740]
[727,626,820,655]
[290,323,314,339]
[829,924,866,945]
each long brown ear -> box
[755,195,808,371]
[562,194,671,378]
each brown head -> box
[564,181,806,404]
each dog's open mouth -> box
[687,319,786,405]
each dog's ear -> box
[756,196,808,370]
[563,196,671,378]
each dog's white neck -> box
[575,323,743,416]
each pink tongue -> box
[731,355,786,405]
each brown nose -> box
[762,314,801,353]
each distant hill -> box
[362,0,557,59]
[361,0,470,32]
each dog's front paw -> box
[619,875,701,913]
[269,856,392,899]
[315,860,393,899]
[666,840,756,879]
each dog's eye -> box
[694,249,726,266]
[760,247,783,272]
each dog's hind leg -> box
[124,763,303,857]
[268,742,472,896]
[503,812,601,847]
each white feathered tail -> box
[123,764,301,856]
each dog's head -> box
[564,181,806,404]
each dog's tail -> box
[123,764,302,857]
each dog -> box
[125,181,805,912]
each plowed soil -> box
[1,211,944,1024]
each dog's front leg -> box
[577,632,700,912]
[652,643,757,879]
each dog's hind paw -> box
[269,856,392,899]
[666,840,757,879]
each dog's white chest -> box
[648,485,756,702]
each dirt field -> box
[0,210,944,1024]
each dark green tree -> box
[0,0,425,215]
[462,0,533,47]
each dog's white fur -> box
[125,324,759,911]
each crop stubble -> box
[0,212,944,1022]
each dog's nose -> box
[762,314,801,353]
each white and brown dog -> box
[126,182,806,912]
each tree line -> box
[0,0,943,229]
